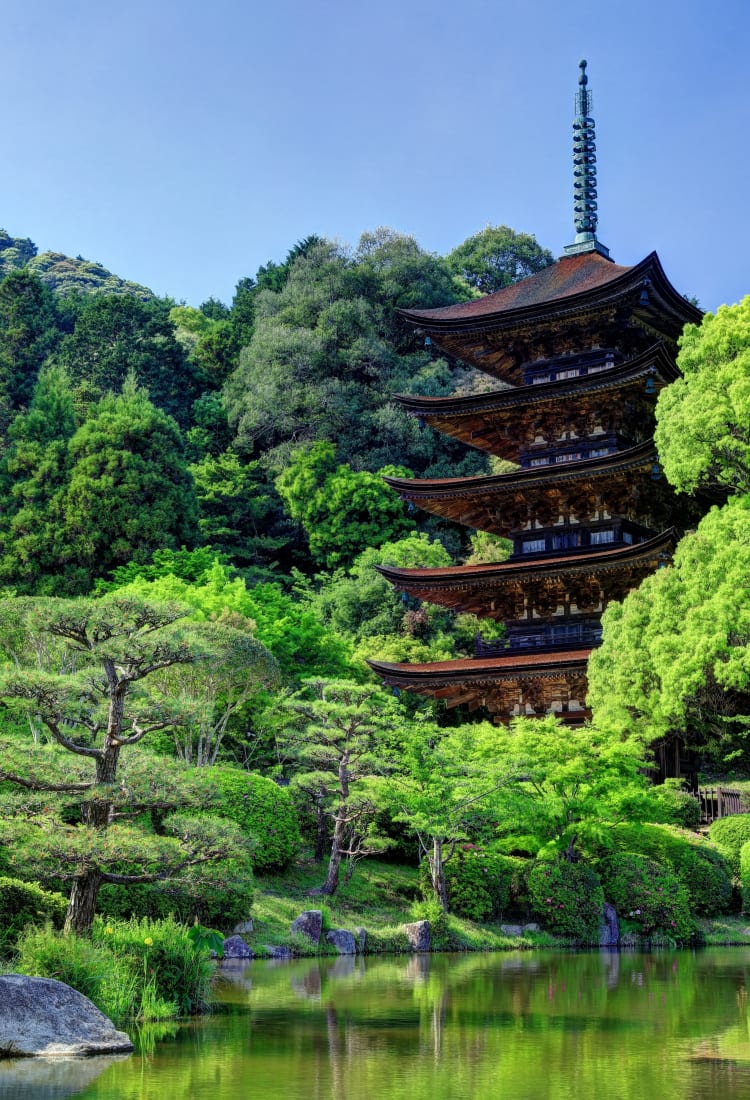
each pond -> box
[3,949,750,1100]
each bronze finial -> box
[564,60,610,259]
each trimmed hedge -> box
[709,815,750,877]
[599,852,694,940]
[528,859,604,942]
[0,876,68,956]
[207,767,300,872]
[424,847,524,922]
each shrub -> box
[647,783,702,829]
[740,841,750,915]
[599,852,694,940]
[709,815,750,877]
[207,767,300,871]
[528,860,604,942]
[15,924,115,1011]
[611,822,732,916]
[0,877,67,957]
[425,848,523,922]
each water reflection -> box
[60,949,750,1100]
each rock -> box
[0,975,133,1058]
[264,945,293,959]
[291,910,323,944]
[355,927,367,954]
[222,935,253,959]
[0,1053,129,1098]
[403,920,431,952]
[232,919,254,936]
[523,923,540,933]
[599,902,620,947]
[325,929,356,955]
[500,924,524,937]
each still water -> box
[3,949,750,1100]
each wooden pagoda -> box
[369,61,703,723]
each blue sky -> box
[3,0,748,312]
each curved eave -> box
[367,650,592,689]
[400,252,702,335]
[393,343,679,421]
[376,528,677,590]
[384,439,656,500]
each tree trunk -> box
[318,807,346,895]
[430,837,449,912]
[314,800,328,863]
[64,869,104,935]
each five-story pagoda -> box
[369,61,702,723]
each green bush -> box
[740,841,750,915]
[647,783,702,829]
[709,815,750,877]
[207,767,300,871]
[528,860,604,942]
[611,823,732,915]
[425,847,523,922]
[0,877,68,957]
[599,852,694,940]
[15,924,116,1011]
[97,858,254,930]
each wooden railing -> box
[696,787,745,824]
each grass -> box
[697,915,750,945]
[248,855,548,956]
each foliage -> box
[0,876,67,956]
[708,814,750,876]
[439,848,523,922]
[446,225,554,294]
[610,822,733,916]
[598,852,694,940]
[527,859,604,942]
[0,228,37,276]
[27,252,154,299]
[0,269,60,414]
[205,767,300,871]
[0,595,254,933]
[14,923,116,1009]
[645,780,702,829]
[655,297,750,495]
[276,441,415,568]
[741,841,750,915]
[588,497,750,755]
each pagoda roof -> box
[376,528,676,589]
[394,344,678,456]
[401,251,700,331]
[368,648,591,683]
[400,252,702,382]
[383,440,658,534]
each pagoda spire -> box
[564,59,611,259]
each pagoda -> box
[369,61,703,723]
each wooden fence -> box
[696,786,745,825]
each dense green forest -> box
[0,219,749,1019]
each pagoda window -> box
[521,537,546,554]
[590,529,615,545]
[552,532,581,550]
[555,368,580,380]
[531,374,551,385]
[622,531,634,544]
[556,452,581,464]
[587,446,611,458]
[529,456,550,467]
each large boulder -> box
[599,902,620,947]
[291,910,323,945]
[222,935,253,959]
[402,920,431,952]
[0,975,133,1057]
[325,929,356,955]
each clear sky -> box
[3,0,748,312]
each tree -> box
[54,294,199,426]
[655,296,750,496]
[274,679,398,895]
[587,496,750,760]
[0,365,77,594]
[61,375,199,588]
[385,719,518,910]
[0,269,60,417]
[276,442,415,568]
[0,595,252,933]
[446,225,554,294]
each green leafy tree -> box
[446,225,554,294]
[55,294,199,426]
[0,269,60,417]
[0,596,252,933]
[276,442,415,568]
[61,376,199,589]
[655,297,750,495]
[587,496,750,759]
[274,679,399,895]
[0,365,77,593]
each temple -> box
[369,61,703,723]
